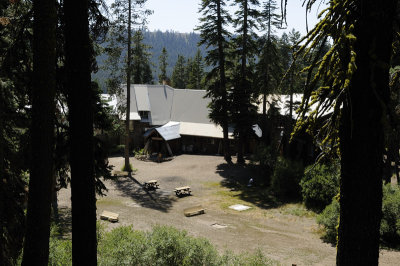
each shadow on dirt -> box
[112,174,177,212]
[216,162,291,209]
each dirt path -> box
[57,155,399,265]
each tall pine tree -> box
[171,55,187,89]
[186,49,204,90]
[22,0,56,264]
[289,0,399,263]
[131,30,153,84]
[158,47,169,84]
[257,0,281,120]
[197,0,232,163]
[231,0,260,164]
[106,0,152,172]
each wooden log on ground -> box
[100,210,119,222]
[184,205,205,217]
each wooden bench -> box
[100,210,119,222]
[143,180,159,190]
[112,170,129,177]
[184,205,205,217]
[174,186,191,197]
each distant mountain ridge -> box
[93,30,206,91]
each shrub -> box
[98,226,147,265]
[380,184,400,246]
[270,156,304,200]
[300,161,340,212]
[144,225,219,266]
[48,238,72,266]
[318,184,400,247]
[220,249,277,265]
[49,224,276,265]
[121,163,136,172]
[316,196,339,244]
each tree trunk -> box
[237,0,248,165]
[64,0,97,264]
[22,0,56,264]
[337,1,396,264]
[125,0,132,172]
[216,0,231,164]
[0,87,5,264]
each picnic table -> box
[143,180,159,190]
[174,186,191,197]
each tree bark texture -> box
[22,0,56,264]
[337,1,397,265]
[64,0,97,264]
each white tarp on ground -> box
[229,204,252,211]
[155,121,181,141]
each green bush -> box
[121,163,134,172]
[49,224,276,265]
[318,184,400,247]
[98,225,220,265]
[380,184,400,246]
[270,157,304,200]
[48,238,72,266]
[220,249,277,266]
[98,226,147,265]
[144,225,219,266]
[316,196,339,244]
[300,161,340,212]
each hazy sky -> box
[143,0,326,36]
[105,0,327,36]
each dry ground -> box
[57,154,400,265]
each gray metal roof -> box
[134,85,151,111]
[147,85,174,125]
[171,89,211,124]
[121,84,139,114]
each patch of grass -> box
[215,189,256,211]
[279,203,316,218]
[203,181,221,188]
[121,163,138,172]
[97,198,124,207]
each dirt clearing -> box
[57,155,399,265]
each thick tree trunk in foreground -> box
[22,0,56,264]
[337,1,396,264]
[65,0,97,264]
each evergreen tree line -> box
[94,30,207,88]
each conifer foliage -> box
[231,0,260,164]
[197,0,233,162]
